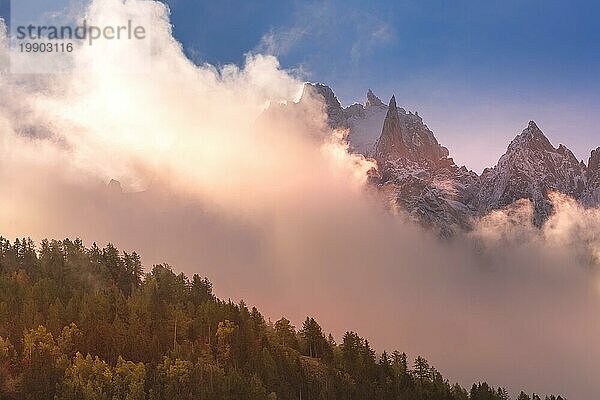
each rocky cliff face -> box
[373,95,449,164]
[581,147,600,206]
[378,156,481,236]
[298,82,598,234]
[299,83,347,128]
[302,83,449,160]
[373,96,408,164]
[369,96,479,235]
[478,121,588,226]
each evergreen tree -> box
[0,237,567,400]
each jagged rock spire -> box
[365,89,385,108]
[589,147,600,173]
[300,83,341,109]
[388,95,397,110]
[374,95,406,164]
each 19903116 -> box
[19,42,74,53]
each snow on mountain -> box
[478,121,587,226]
[346,92,387,155]
[299,83,347,128]
[291,83,599,234]
[299,84,387,155]
[299,84,449,160]
[376,156,481,236]
[373,95,449,164]
[367,95,479,235]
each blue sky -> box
[162,0,600,171]
[1,0,597,170]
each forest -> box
[0,236,565,400]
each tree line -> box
[0,236,565,400]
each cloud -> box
[0,1,599,399]
[256,26,308,56]
[350,23,395,62]
[470,193,600,268]
[255,1,395,64]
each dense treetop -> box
[0,236,564,400]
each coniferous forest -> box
[0,237,565,400]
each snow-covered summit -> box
[478,121,587,226]
[298,83,599,233]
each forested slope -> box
[0,237,564,400]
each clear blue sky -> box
[161,0,600,171]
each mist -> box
[1,1,600,398]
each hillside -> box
[0,237,564,400]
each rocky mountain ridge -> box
[301,83,600,235]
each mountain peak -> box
[374,95,405,163]
[383,96,400,126]
[388,95,397,110]
[509,120,554,153]
[480,121,590,226]
[301,83,341,108]
[300,82,345,127]
[523,120,544,137]
[366,89,385,108]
